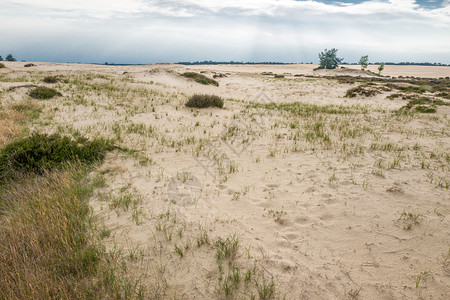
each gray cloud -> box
[1,0,449,63]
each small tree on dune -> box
[359,55,368,70]
[378,63,385,75]
[318,48,343,69]
[5,54,16,62]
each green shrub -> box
[0,133,115,184]
[0,63,5,69]
[181,72,219,86]
[274,74,284,79]
[186,94,224,108]
[43,76,58,83]
[29,86,62,99]
[415,106,436,113]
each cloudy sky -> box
[1,0,449,64]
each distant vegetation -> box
[378,63,385,75]
[5,54,16,62]
[181,72,219,86]
[359,55,368,70]
[178,60,295,65]
[317,48,343,70]
[186,94,224,108]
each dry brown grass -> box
[0,167,101,299]
[0,109,23,147]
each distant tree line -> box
[0,54,17,61]
[178,60,295,65]
[341,62,449,66]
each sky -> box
[1,0,449,64]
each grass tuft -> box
[43,76,59,83]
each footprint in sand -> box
[295,216,310,225]
[266,183,280,189]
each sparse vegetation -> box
[399,211,422,230]
[0,62,448,299]
[186,93,224,108]
[43,76,59,83]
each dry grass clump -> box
[43,76,58,83]
[186,94,224,108]
[0,109,23,147]
[181,72,219,86]
[0,167,144,299]
[0,167,101,299]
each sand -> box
[1,62,449,299]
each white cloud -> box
[1,0,449,63]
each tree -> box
[378,63,385,75]
[5,54,16,62]
[359,55,368,70]
[0,56,3,61]
[318,48,343,69]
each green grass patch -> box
[251,101,366,117]
[186,94,224,108]
[29,86,62,99]
[0,133,115,185]
[181,72,219,86]
[43,76,59,83]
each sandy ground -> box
[1,62,449,299]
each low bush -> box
[274,74,284,79]
[182,72,219,86]
[415,106,436,113]
[29,86,62,99]
[0,133,115,184]
[43,76,58,83]
[186,94,224,108]
[0,63,5,68]
[345,85,381,98]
